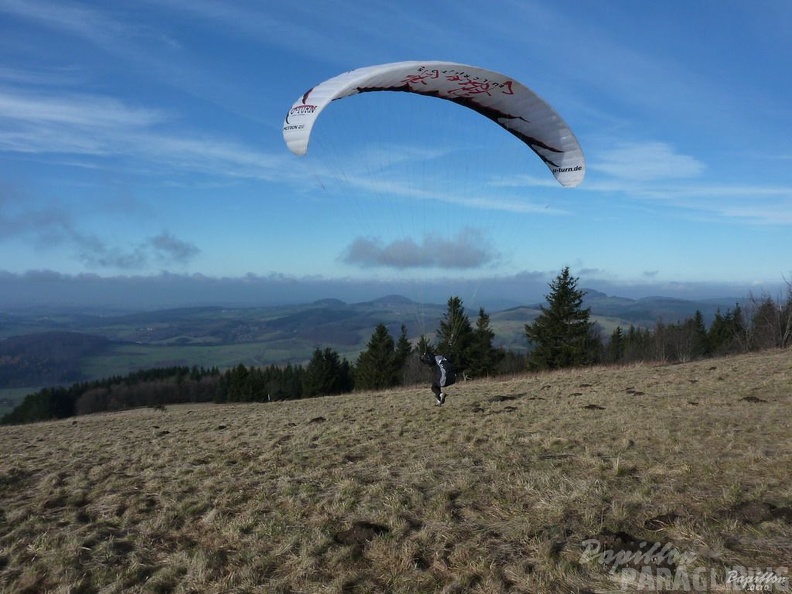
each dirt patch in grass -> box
[1,349,791,592]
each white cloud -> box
[343,228,499,270]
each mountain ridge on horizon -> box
[0,288,746,330]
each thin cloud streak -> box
[0,88,167,128]
[593,141,706,181]
[0,0,173,55]
[302,144,572,214]
[0,87,290,180]
[2,85,788,226]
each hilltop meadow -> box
[1,348,790,593]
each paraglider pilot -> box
[420,352,456,406]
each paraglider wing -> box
[282,61,584,187]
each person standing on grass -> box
[420,352,456,406]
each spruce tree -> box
[303,348,350,397]
[436,296,473,373]
[468,307,503,378]
[355,324,398,390]
[709,305,745,354]
[692,310,710,356]
[607,326,626,363]
[228,363,249,401]
[416,334,433,356]
[394,325,412,369]
[750,295,783,350]
[525,267,597,371]
[393,324,413,384]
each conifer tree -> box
[436,296,473,373]
[750,295,783,350]
[708,305,744,354]
[525,267,597,370]
[394,324,412,378]
[280,364,305,400]
[355,324,398,390]
[607,326,626,363]
[467,307,503,378]
[303,348,351,397]
[693,310,710,356]
[228,363,249,401]
[415,334,433,356]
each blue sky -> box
[1,0,791,308]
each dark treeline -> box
[527,267,792,370]
[3,270,791,425]
[602,297,792,365]
[1,366,222,425]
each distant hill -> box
[583,291,739,327]
[362,294,416,306]
[0,331,110,389]
[0,291,743,390]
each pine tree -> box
[708,305,745,354]
[281,364,305,399]
[393,324,413,384]
[692,310,710,356]
[607,326,626,363]
[525,267,597,371]
[467,307,503,378]
[415,334,433,356]
[436,296,473,373]
[750,295,783,350]
[303,348,351,397]
[355,324,398,390]
[228,363,249,401]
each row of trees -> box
[603,296,792,365]
[525,267,792,369]
[5,267,790,424]
[218,269,792,406]
[217,304,507,403]
[1,300,506,422]
[217,348,353,403]
[1,366,222,425]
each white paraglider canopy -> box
[283,61,584,187]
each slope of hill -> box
[0,349,788,592]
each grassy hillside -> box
[1,349,790,592]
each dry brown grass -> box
[1,349,790,593]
